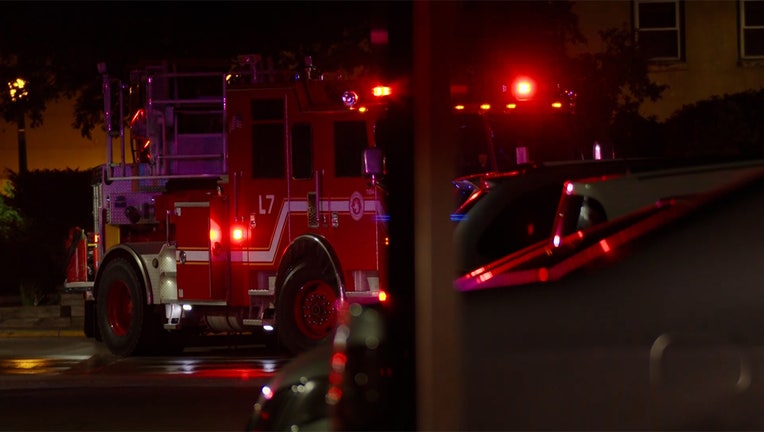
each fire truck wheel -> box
[96,257,159,357]
[277,261,340,355]
[83,299,99,339]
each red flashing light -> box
[512,76,536,101]
[232,226,244,242]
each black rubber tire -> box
[96,257,158,357]
[276,255,340,355]
[83,299,98,339]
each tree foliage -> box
[568,26,668,148]
[0,168,93,297]
[662,89,764,158]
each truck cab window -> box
[291,123,313,180]
[335,120,368,177]
[251,98,286,179]
[252,123,285,178]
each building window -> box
[741,0,764,58]
[634,0,683,61]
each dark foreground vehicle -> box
[452,156,753,276]
[459,171,764,429]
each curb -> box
[0,329,85,338]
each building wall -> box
[572,0,764,121]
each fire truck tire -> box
[277,258,340,355]
[83,299,99,339]
[96,257,161,357]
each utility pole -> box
[8,78,28,173]
[17,109,27,173]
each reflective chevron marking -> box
[180,198,385,265]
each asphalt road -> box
[0,336,288,431]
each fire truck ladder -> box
[102,65,228,184]
[143,66,228,180]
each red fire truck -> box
[66,55,391,356]
[452,73,581,179]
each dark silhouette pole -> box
[17,110,27,173]
[9,78,28,173]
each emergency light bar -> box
[372,86,392,97]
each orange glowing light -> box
[372,85,392,97]
[454,105,465,110]
[479,103,491,110]
[232,227,244,241]
[506,103,517,109]
[378,291,388,302]
[551,101,562,108]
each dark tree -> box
[567,26,668,155]
[3,168,94,300]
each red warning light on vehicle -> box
[511,76,536,101]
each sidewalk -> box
[0,293,86,338]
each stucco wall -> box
[572,0,764,121]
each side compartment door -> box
[173,201,226,301]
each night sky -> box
[0,1,398,173]
[1,1,389,77]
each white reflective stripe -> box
[365,200,386,215]
[181,198,386,265]
[322,200,345,211]
[175,202,210,208]
[177,250,210,262]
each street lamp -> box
[8,78,28,173]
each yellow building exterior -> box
[572,0,764,121]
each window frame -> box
[634,0,684,62]
[741,0,764,59]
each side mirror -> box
[363,147,385,179]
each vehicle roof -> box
[456,168,764,292]
[453,156,751,274]
[561,157,764,221]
